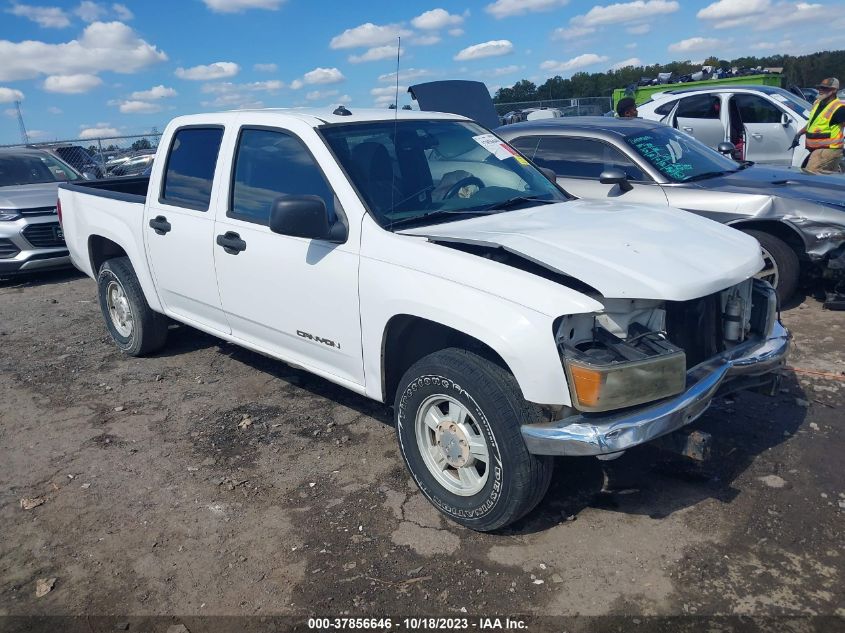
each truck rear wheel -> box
[97,257,168,356]
[394,348,553,532]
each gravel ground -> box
[0,269,843,632]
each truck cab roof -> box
[172,107,468,129]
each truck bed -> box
[61,176,149,204]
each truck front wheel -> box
[394,348,553,531]
[97,257,168,356]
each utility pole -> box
[14,101,29,144]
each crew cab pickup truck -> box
[59,108,790,531]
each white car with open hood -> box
[58,107,790,531]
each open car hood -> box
[400,200,763,301]
[408,80,500,129]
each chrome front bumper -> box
[522,321,791,457]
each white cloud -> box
[79,123,120,139]
[43,73,103,93]
[201,80,283,94]
[411,34,441,46]
[7,3,70,28]
[0,87,25,103]
[448,28,464,36]
[611,57,642,69]
[485,0,568,19]
[253,63,277,73]
[202,0,284,12]
[552,26,595,40]
[697,0,769,20]
[411,8,464,29]
[377,68,433,83]
[571,0,679,26]
[300,67,345,85]
[116,100,162,114]
[175,61,240,81]
[305,89,339,101]
[349,45,402,63]
[540,53,609,73]
[74,1,106,21]
[747,1,826,31]
[112,3,132,19]
[454,39,514,61]
[485,64,523,77]
[668,36,723,52]
[371,86,407,97]
[329,22,411,49]
[129,85,177,100]
[625,42,638,48]
[626,23,651,34]
[0,22,167,82]
[47,106,62,114]
[27,129,47,138]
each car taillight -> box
[57,198,63,226]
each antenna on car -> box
[389,36,401,224]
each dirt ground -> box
[0,269,843,631]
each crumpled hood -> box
[400,200,763,301]
[0,182,61,210]
[700,166,845,210]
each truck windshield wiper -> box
[388,208,498,230]
[481,196,557,211]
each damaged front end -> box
[523,279,789,457]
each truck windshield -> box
[320,119,566,228]
[0,152,80,187]
[624,126,739,183]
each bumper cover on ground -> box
[522,321,790,456]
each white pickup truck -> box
[58,107,790,531]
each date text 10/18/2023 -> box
[307,617,529,630]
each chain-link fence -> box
[494,97,613,123]
[1,133,162,179]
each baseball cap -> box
[816,77,840,90]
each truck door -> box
[673,94,727,150]
[144,125,231,333]
[510,135,668,206]
[732,93,795,165]
[211,124,364,386]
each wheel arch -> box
[727,219,808,260]
[88,234,128,275]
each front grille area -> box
[20,206,58,217]
[22,222,65,248]
[0,238,20,259]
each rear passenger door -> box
[212,125,364,386]
[511,135,668,206]
[673,94,727,150]
[144,126,231,334]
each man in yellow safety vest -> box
[795,77,845,174]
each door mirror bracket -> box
[599,168,633,192]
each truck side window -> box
[161,127,224,211]
[533,137,647,181]
[230,128,336,226]
[676,95,721,119]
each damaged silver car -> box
[497,118,845,305]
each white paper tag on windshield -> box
[472,133,528,164]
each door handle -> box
[751,133,763,140]
[148,215,171,235]
[216,231,247,255]
[682,126,693,133]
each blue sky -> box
[1,0,843,144]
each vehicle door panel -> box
[211,124,364,386]
[673,94,727,150]
[144,125,231,334]
[733,94,795,165]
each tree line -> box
[493,49,845,104]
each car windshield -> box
[320,119,566,228]
[765,88,812,118]
[624,126,739,183]
[0,152,80,187]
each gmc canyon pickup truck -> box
[59,107,790,531]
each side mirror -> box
[269,195,347,243]
[538,167,557,183]
[717,141,736,156]
[780,112,791,126]
[82,171,97,180]
[599,168,633,192]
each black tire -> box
[744,230,800,305]
[97,257,168,356]
[394,348,553,532]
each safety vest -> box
[806,97,844,150]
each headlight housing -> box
[0,209,22,222]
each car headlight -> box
[0,209,22,221]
